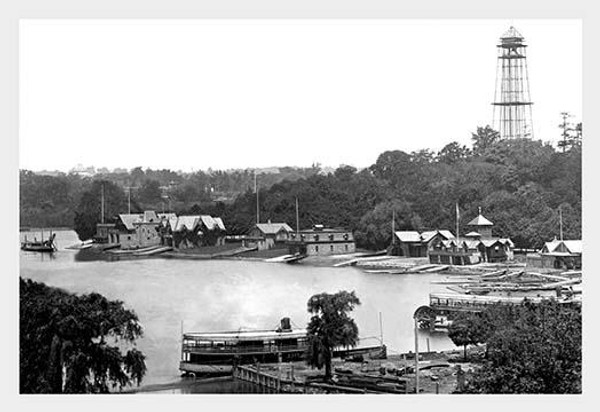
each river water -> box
[19,230,454,390]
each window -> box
[315,245,319,252]
[345,245,348,251]
[330,245,334,252]
[314,234,319,241]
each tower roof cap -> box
[500,26,525,43]
[467,207,494,226]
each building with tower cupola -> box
[429,208,514,265]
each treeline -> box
[20,126,581,249]
[224,126,581,249]
[19,165,321,230]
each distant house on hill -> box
[288,224,355,256]
[540,239,582,270]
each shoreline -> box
[129,347,476,394]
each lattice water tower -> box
[492,26,534,139]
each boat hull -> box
[179,345,387,376]
[21,245,55,253]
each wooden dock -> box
[232,364,401,394]
[233,365,292,393]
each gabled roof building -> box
[540,238,582,270]
[428,208,514,265]
[391,230,455,257]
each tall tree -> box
[73,180,128,241]
[20,278,147,393]
[447,312,489,360]
[305,291,361,380]
[471,125,502,156]
[354,199,418,250]
[437,141,471,164]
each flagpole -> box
[559,207,563,241]
[392,209,396,244]
[456,203,460,243]
[295,197,300,234]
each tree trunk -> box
[463,344,467,361]
[324,348,332,381]
[47,335,63,393]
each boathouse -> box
[245,222,295,250]
[540,239,582,270]
[287,224,355,256]
[248,222,294,242]
[115,211,175,249]
[163,214,226,249]
[428,209,514,265]
[390,230,455,257]
[429,239,483,265]
[95,211,174,249]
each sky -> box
[19,19,582,173]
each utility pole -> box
[255,170,260,224]
[124,186,136,214]
[101,183,105,224]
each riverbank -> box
[129,347,479,394]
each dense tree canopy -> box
[305,291,361,380]
[456,300,581,394]
[20,278,147,393]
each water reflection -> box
[20,250,57,261]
